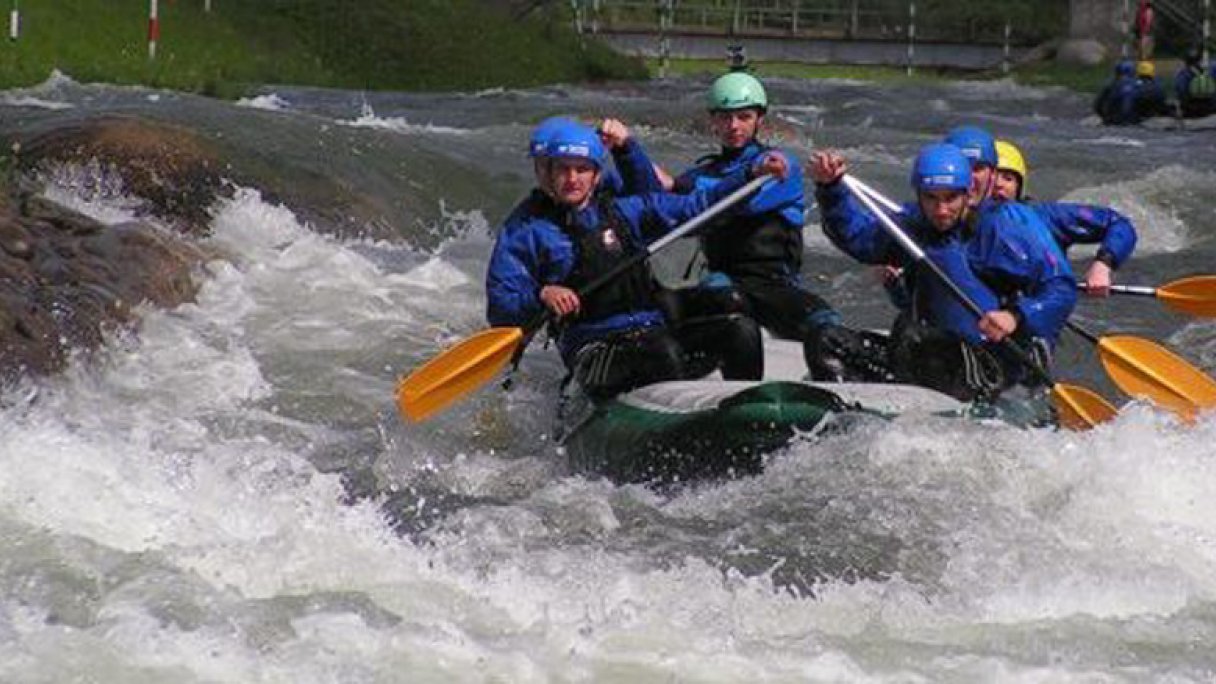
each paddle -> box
[1080,276,1216,318]
[840,175,1118,430]
[396,173,774,423]
[1065,320,1216,421]
[848,175,1216,423]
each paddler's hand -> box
[978,310,1018,343]
[598,118,631,150]
[540,285,581,318]
[750,152,789,180]
[808,150,847,185]
[1082,260,1113,297]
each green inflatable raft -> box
[558,377,970,484]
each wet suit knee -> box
[661,275,763,380]
[571,328,685,401]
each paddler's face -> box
[969,162,995,206]
[992,169,1022,202]
[919,189,969,232]
[547,158,600,207]
[710,108,762,149]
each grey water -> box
[1,70,1215,682]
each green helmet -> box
[706,72,768,112]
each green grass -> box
[650,57,1119,94]
[0,0,646,97]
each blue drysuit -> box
[816,182,1077,351]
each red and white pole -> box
[148,0,160,59]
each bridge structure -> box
[563,0,1212,70]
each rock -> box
[1056,39,1108,66]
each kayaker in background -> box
[1132,60,1170,121]
[659,71,875,382]
[1174,47,1216,119]
[1094,60,1148,126]
[992,139,1138,297]
[486,119,783,400]
[810,143,1077,401]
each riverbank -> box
[0,0,645,98]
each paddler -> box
[486,119,784,400]
[992,139,1138,297]
[810,143,1077,401]
[658,71,876,382]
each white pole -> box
[1002,20,1011,75]
[9,0,18,42]
[1205,0,1211,65]
[1121,0,1130,59]
[906,1,915,76]
[148,0,159,60]
[205,0,211,13]
[659,0,672,78]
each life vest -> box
[1189,69,1216,100]
[692,144,803,279]
[557,192,656,322]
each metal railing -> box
[576,0,1062,45]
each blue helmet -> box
[1115,59,1135,76]
[538,121,605,169]
[528,116,577,158]
[910,143,972,192]
[943,125,997,168]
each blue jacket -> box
[1028,202,1137,269]
[487,146,754,360]
[817,182,1076,347]
[599,138,665,196]
[675,141,804,228]
[674,140,806,278]
[1094,75,1145,125]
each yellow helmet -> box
[995,139,1028,198]
[1136,60,1156,78]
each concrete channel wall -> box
[598,30,1029,71]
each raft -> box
[557,336,972,484]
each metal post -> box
[570,0,586,48]
[148,0,159,60]
[658,0,673,78]
[906,1,915,76]
[8,0,18,42]
[1002,20,1011,75]
[1121,0,1130,59]
[1205,0,1211,65]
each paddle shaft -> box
[509,173,774,366]
[842,175,1054,386]
[1083,283,1157,297]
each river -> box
[1,71,1216,682]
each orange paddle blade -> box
[396,327,524,423]
[1052,383,1119,430]
[1097,334,1216,421]
[1157,276,1216,317]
